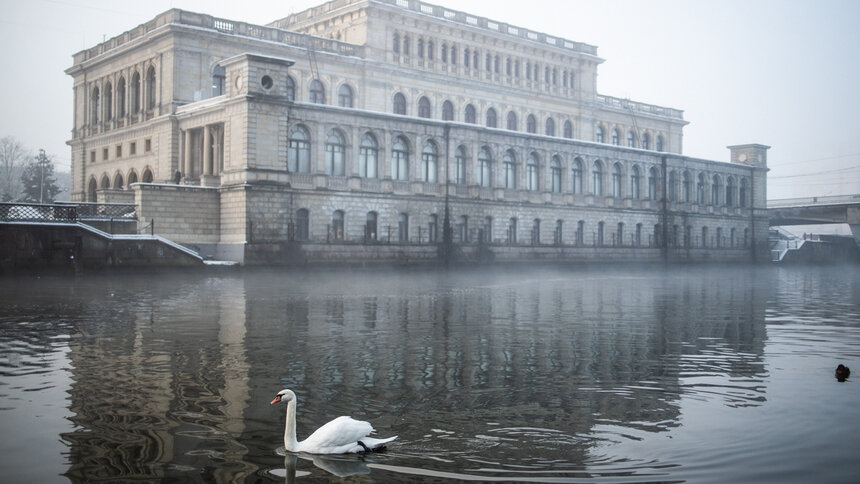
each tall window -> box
[295,208,309,241]
[285,76,295,101]
[398,213,409,242]
[611,129,620,146]
[739,178,749,207]
[366,212,377,241]
[464,48,470,67]
[577,220,585,245]
[309,79,325,104]
[503,150,516,189]
[429,214,438,243]
[117,77,126,117]
[648,167,658,200]
[545,118,555,137]
[104,82,112,121]
[146,66,156,110]
[597,221,604,246]
[486,108,497,128]
[627,130,635,148]
[642,132,650,150]
[391,136,409,181]
[532,219,541,245]
[441,42,448,62]
[422,140,437,182]
[359,133,378,178]
[506,111,517,131]
[550,156,562,193]
[418,38,424,58]
[332,210,344,240]
[509,217,518,244]
[527,153,539,191]
[630,165,641,199]
[455,146,467,184]
[612,162,623,198]
[617,223,624,246]
[726,176,736,207]
[427,40,434,59]
[465,104,476,123]
[418,96,431,118]
[402,35,410,55]
[393,33,400,53]
[288,126,311,173]
[131,71,141,113]
[668,170,677,201]
[212,66,225,96]
[656,135,664,152]
[457,216,468,242]
[563,120,573,139]
[595,125,604,143]
[554,220,563,245]
[592,160,603,195]
[393,92,407,115]
[325,130,345,176]
[91,86,100,125]
[711,174,722,205]
[696,173,706,204]
[450,44,457,64]
[636,223,643,246]
[571,158,583,194]
[442,100,454,121]
[338,85,353,107]
[682,171,691,202]
[478,147,492,187]
[527,115,537,134]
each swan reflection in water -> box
[269,451,372,482]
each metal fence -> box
[0,202,136,223]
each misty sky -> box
[1,0,858,200]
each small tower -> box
[728,144,770,262]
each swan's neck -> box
[283,399,300,452]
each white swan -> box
[271,389,397,454]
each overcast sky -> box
[1,0,858,200]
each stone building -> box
[65,0,769,264]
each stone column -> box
[203,125,213,175]
[184,129,192,179]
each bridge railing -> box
[0,202,136,223]
[768,194,860,208]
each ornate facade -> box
[66,0,768,264]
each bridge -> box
[768,194,860,242]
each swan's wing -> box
[301,416,373,450]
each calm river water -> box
[1,265,858,483]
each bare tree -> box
[0,136,27,201]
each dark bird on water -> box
[835,364,850,381]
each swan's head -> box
[270,389,296,405]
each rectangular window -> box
[102,148,109,161]
[145,138,152,152]
[90,151,95,163]
[116,145,122,158]
[130,142,136,155]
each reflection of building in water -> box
[61,278,255,482]
[66,0,770,265]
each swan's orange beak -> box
[270,395,282,405]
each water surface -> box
[1,266,858,482]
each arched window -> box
[486,53,492,72]
[472,49,478,68]
[506,57,512,76]
[450,44,457,64]
[325,130,345,176]
[285,76,296,101]
[508,217,518,244]
[455,145,467,184]
[571,158,583,194]
[550,156,562,193]
[142,168,153,183]
[648,167,658,200]
[630,165,641,199]
[506,111,517,131]
[611,129,620,145]
[131,71,141,113]
[494,55,500,73]
[739,178,749,207]
[212,65,225,96]
[146,66,156,110]
[392,136,409,181]
[514,60,520,77]
[554,219,563,245]
[716,227,723,248]
[457,215,468,242]
[295,208,309,241]
[100,174,110,189]
[532,218,541,245]
[503,150,516,189]
[393,33,400,54]
[656,135,664,152]
[91,86,100,126]
[104,82,113,121]
[486,108,497,128]
[338,85,353,108]
[422,140,437,182]
[114,173,124,190]
[726,176,736,207]
[359,133,378,178]
[442,100,454,121]
[127,171,138,186]
[527,152,539,191]
[464,48,470,67]
[642,132,650,150]
[711,174,722,205]
[612,162,623,198]
[627,130,635,148]
[427,40,434,60]
[288,125,311,173]
[682,171,692,202]
[87,177,97,201]
[526,61,531,80]
[597,221,605,246]
[417,38,424,58]
[592,160,604,195]
[441,42,448,62]
[309,79,325,104]
[576,220,585,245]
[402,35,410,55]
[545,117,556,137]
[595,125,604,143]
[464,104,476,123]
[398,213,409,242]
[393,92,407,115]
[418,96,431,118]
[616,222,624,246]
[668,170,677,202]
[477,147,492,187]
[526,115,537,134]
[636,223,643,246]
[563,120,573,139]
[696,173,706,204]
[117,77,126,117]
[702,226,708,247]
[331,210,345,240]
[366,212,378,241]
